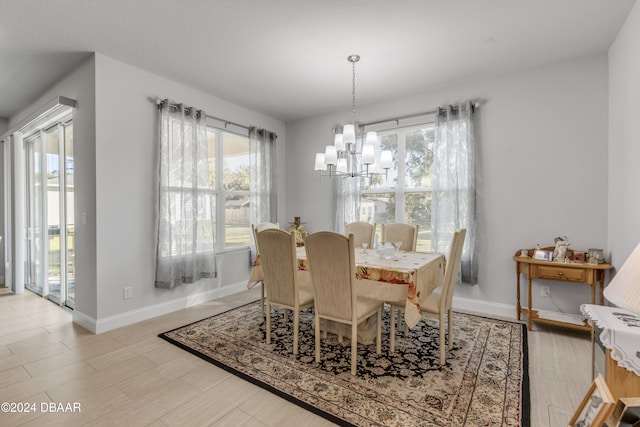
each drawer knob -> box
[558,271,564,276]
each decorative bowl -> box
[376,243,396,259]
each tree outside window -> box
[359,124,434,251]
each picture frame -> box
[568,374,615,427]
[573,251,586,263]
[533,249,553,261]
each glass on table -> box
[392,241,403,260]
[360,243,369,256]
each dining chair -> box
[381,223,419,251]
[389,228,466,365]
[256,229,314,355]
[305,231,383,375]
[345,221,376,249]
[252,222,279,313]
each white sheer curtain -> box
[431,102,477,284]
[335,177,360,234]
[249,127,277,260]
[155,102,216,288]
[335,138,361,233]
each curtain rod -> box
[361,101,479,128]
[153,98,252,131]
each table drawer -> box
[536,265,586,282]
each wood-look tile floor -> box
[0,286,591,426]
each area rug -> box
[159,301,530,426]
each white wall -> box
[287,54,609,317]
[608,1,640,267]
[8,56,98,319]
[92,54,286,329]
[0,140,4,283]
[0,118,6,280]
[5,53,286,332]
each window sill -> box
[216,246,250,256]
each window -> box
[359,124,434,251]
[207,127,251,249]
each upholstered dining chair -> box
[389,228,466,365]
[304,231,383,375]
[256,229,314,355]
[345,221,376,249]
[381,223,419,251]
[252,222,279,313]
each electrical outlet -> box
[541,286,550,297]
[123,287,133,300]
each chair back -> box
[381,223,419,251]
[256,229,298,307]
[440,229,467,312]
[252,222,279,255]
[345,221,376,248]
[305,232,356,322]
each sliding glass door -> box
[24,118,74,307]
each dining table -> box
[248,247,446,344]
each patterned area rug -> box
[159,301,530,426]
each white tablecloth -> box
[581,304,640,376]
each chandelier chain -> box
[351,59,356,123]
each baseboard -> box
[73,281,249,334]
[452,295,519,322]
[72,310,98,334]
[71,285,528,334]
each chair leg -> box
[404,312,409,337]
[390,306,396,353]
[261,284,265,314]
[351,321,357,376]
[448,309,453,350]
[315,314,321,363]
[376,307,382,355]
[266,301,271,344]
[293,309,299,355]
[439,314,446,365]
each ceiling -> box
[0,0,636,122]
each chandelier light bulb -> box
[324,145,338,165]
[380,150,393,169]
[362,144,375,165]
[343,124,356,144]
[314,153,327,171]
[334,133,345,151]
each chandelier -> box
[314,55,392,179]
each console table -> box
[513,248,612,331]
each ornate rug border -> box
[158,300,530,427]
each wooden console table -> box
[513,248,612,331]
